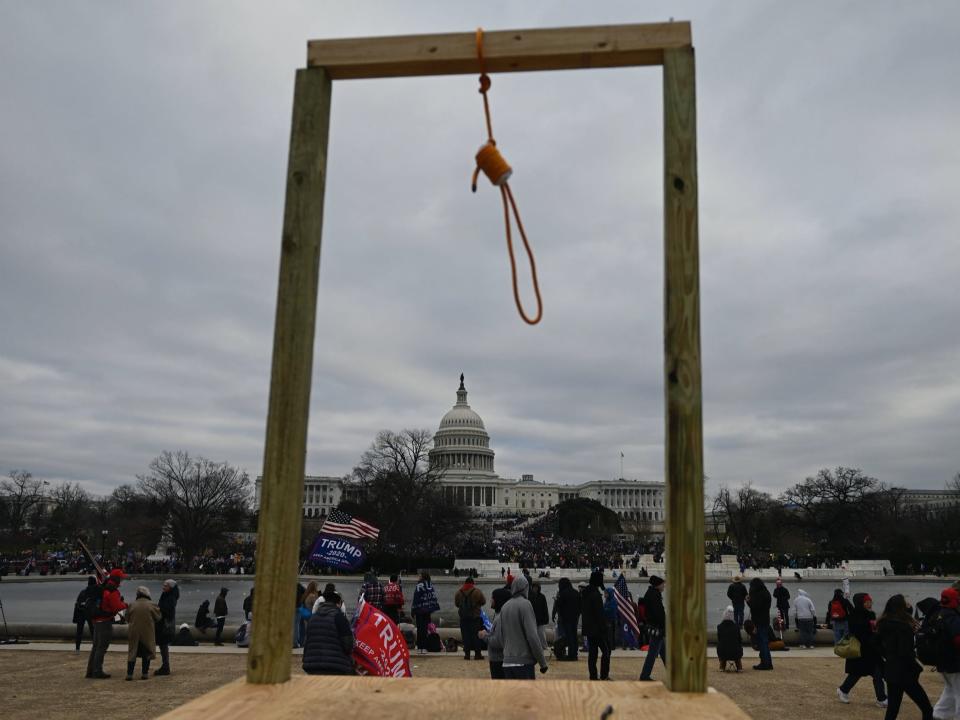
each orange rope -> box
[471,27,543,325]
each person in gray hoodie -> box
[487,575,548,680]
[794,589,817,648]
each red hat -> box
[108,568,129,581]
[941,588,960,609]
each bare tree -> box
[46,482,91,542]
[0,470,46,536]
[137,450,251,559]
[713,483,774,552]
[781,467,881,550]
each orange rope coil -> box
[470,27,543,325]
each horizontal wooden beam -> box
[307,22,691,79]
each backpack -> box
[830,600,847,620]
[83,584,106,620]
[458,588,477,619]
[916,612,948,667]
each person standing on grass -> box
[411,571,440,655]
[213,587,228,646]
[454,575,486,660]
[85,568,128,679]
[827,588,855,644]
[836,593,887,707]
[529,582,550,650]
[727,575,748,629]
[125,586,161,681]
[489,575,548,680]
[551,577,581,662]
[932,587,960,720]
[581,570,612,681]
[747,577,773,670]
[877,594,934,720]
[773,578,791,630]
[794,589,817,648]
[383,575,405,624]
[73,576,97,652]
[638,576,666,681]
[154,579,179,676]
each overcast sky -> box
[1,2,958,499]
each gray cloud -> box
[1,2,958,500]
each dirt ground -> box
[0,649,946,720]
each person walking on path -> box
[125,586,161,681]
[454,576,486,660]
[827,588,855,644]
[488,575,548,680]
[639,576,667,681]
[773,578,791,630]
[154,579,179,676]
[747,578,773,670]
[794,589,818,648]
[581,570,612,681]
[878,593,934,720]
[530,582,550,650]
[302,591,355,676]
[411,571,440,654]
[383,575,405,624]
[837,593,887,707]
[932,587,960,720]
[213,587,228,646]
[73,576,96,652]
[85,568,128,679]
[727,576,748,629]
[551,577,581,662]
[717,606,743,672]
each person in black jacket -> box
[73,576,97,651]
[773,578,791,630]
[747,578,773,670]
[551,577,581,661]
[717,605,743,672]
[837,593,887,706]
[877,594,933,720]
[639,576,666,681]
[580,570,611,681]
[302,591,355,676]
[529,582,550,651]
[932,588,960,720]
[727,576,748,628]
[154,579,179,676]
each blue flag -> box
[308,533,366,571]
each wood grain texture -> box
[663,46,706,693]
[158,676,750,720]
[307,22,691,78]
[247,67,332,684]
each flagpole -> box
[619,452,624,480]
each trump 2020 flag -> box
[614,573,640,649]
[352,596,412,677]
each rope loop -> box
[470,27,543,326]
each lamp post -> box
[100,529,109,562]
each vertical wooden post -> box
[662,45,705,693]
[247,67,332,685]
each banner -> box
[307,533,366,571]
[351,597,412,677]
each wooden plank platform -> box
[157,676,751,720]
[307,22,691,79]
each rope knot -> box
[478,74,491,94]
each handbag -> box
[834,633,861,659]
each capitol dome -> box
[429,374,496,476]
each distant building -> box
[900,488,960,517]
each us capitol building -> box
[257,375,666,531]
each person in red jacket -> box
[85,568,129,679]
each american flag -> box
[613,573,641,648]
[321,508,379,540]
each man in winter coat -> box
[302,591,355,675]
[581,570,611,681]
[727,576,748,628]
[551,577,581,661]
[154,579,179,675]
[454,576,486,660]
[213,587,228,646]
[359,572,385,610]
[794,589,817,648]
[639,576,666,681]
[125,586,161,680]
[747,578,773,670]
[836,593,887,706]
[487,575,547,679]
[933,587,960,720]
[773,578,791,630]
[85,568,128,679]
[73,576,97,651]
